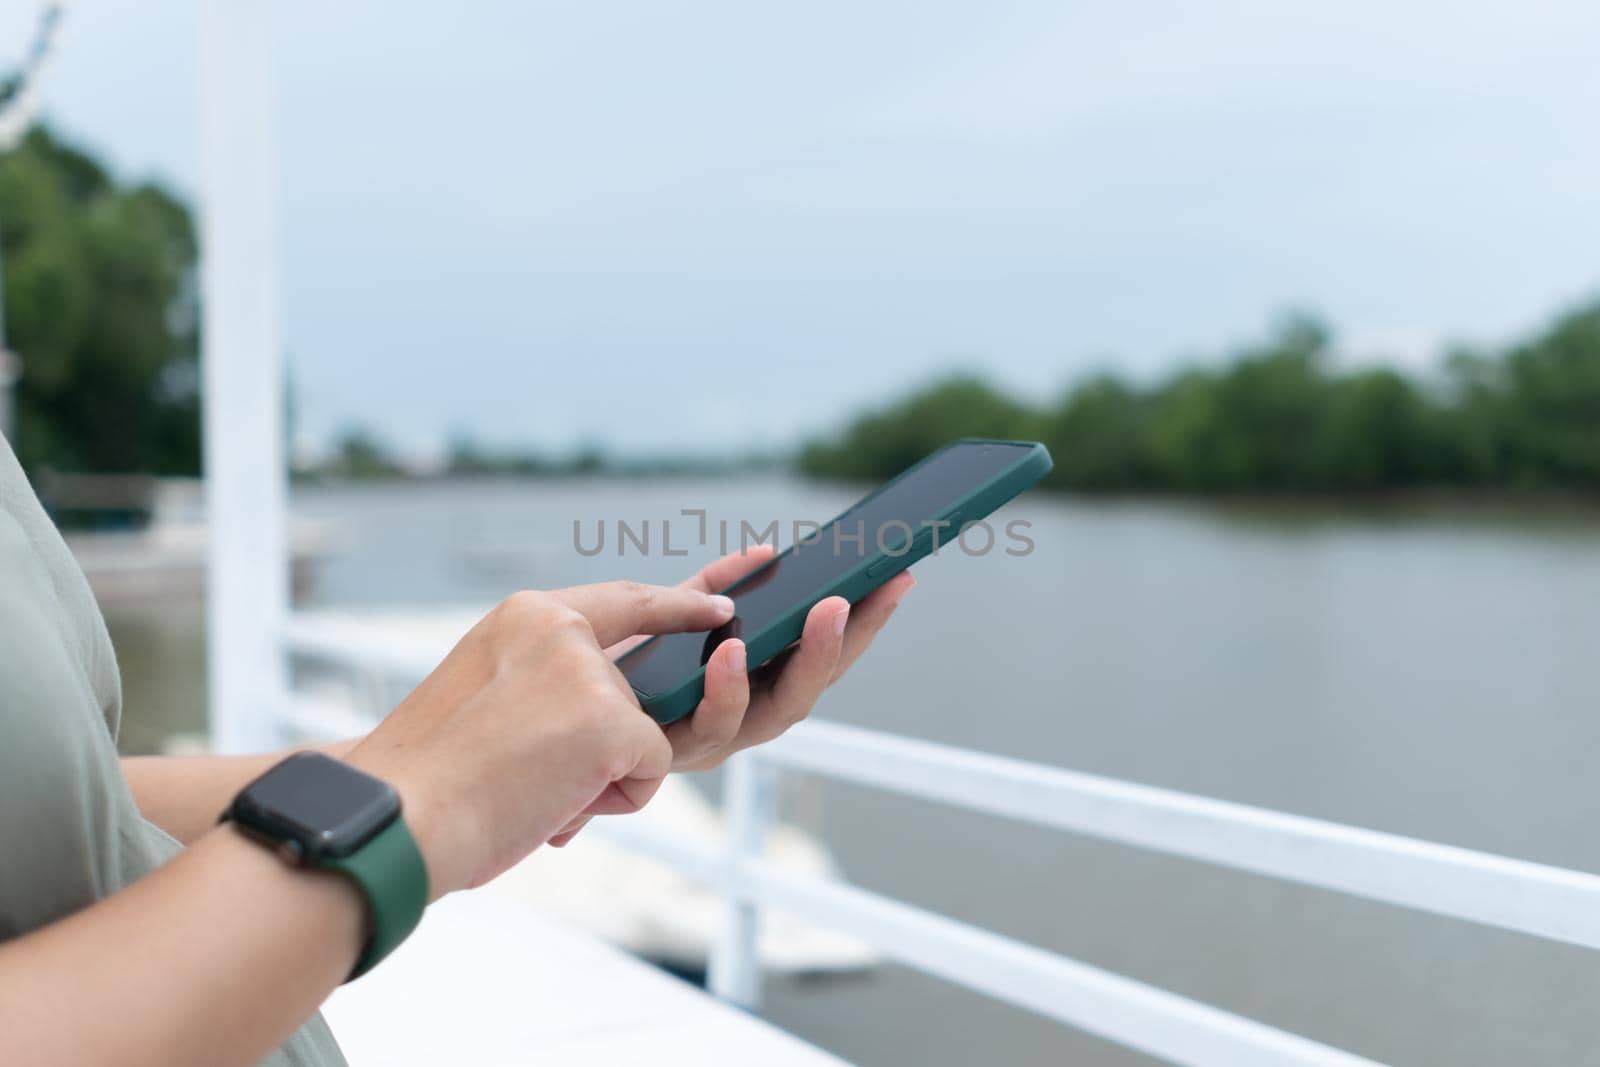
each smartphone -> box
[617,439,1052,723]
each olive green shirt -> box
[0,437,343,1066]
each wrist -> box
[211,823,368,970]
[224,752,431,978]
[343,746,456,902]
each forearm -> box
[0,824,365,1067]
[123,738,362,844]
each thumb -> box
[581,714,673,816]
[551,580,735,647]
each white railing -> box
[583,719,1600,1067]
[282,636,1600,1067]
[269,496,1600,1063]
[752,721,1600,951]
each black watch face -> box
[233,752,400,860]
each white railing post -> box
[197,0,288,754]
[707,751,776,1008]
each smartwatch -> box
[222,751,429,980]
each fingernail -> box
[726,640,746,673]
[709,594,735,616]
[833,606,850,635]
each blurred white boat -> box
[484,776,877,977]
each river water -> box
[106,479,1600,1066]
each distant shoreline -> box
[291,470,1600,517]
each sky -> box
[4,1,1600,460]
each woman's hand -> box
[605,545,916,775]
[346,581,735,898]
[8,579,743,1067]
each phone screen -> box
[618,441,1035,698]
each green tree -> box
[1434,346,1508,484]
[1115,316,1334,492]
[799,374,1031,481]
[1038,374,1151,490]
[795,299,1600,496]
[1500,303,1600,485]
[0,126,199,475]
[1313,368,1433,488]
[323,426,403,480]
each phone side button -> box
[867,556,900,578]
[929,516,959,552]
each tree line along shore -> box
[5,124,1597,501]
[798,309,1600,498]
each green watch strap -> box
[320,816,430,980]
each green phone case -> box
[620,439,1053,724]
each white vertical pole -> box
[708,753,776,1008]
[197,0,287,754]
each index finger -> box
[682,543,777,593]
[552,580,735,647]
[607,545,780,659]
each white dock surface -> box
[324,889,850,1067]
